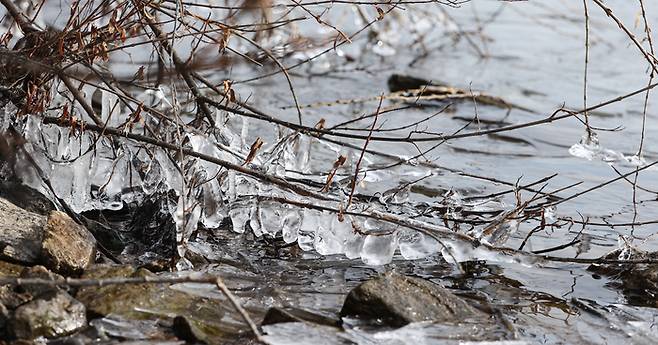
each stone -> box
[0,261,30,309]
[0,197,45,264]
[0,260,24,276]
[19,265,66,297]
[10,290,86,339]
[0,181,56,216]
[340,271,483,327]
[76,265,236,343]
[0,303,9,339]
[588,248,658,307]
[262,307,341,328]
[41,211,96,275]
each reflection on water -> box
[220,1,658,343]
[10,0,658,343]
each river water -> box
[9,0,658,344]
[218,1,658,344]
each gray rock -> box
[41,211,96,275]
[10,290,86,339]
[0,180,56,216]
[340,271,483,327]
[0,197,45,264]
[76,265,236,344]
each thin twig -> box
[347,95,383,208]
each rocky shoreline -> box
[0,191,511,344]
[1,190,657,344]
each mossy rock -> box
[340,271,485,327]
[76,265,243,343]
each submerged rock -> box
[19,265,66,297]
[588,246,658,307]
[0,197,45,264]
[41,211,96,275]
[340,271,483,327]
[10,290,86,339]
[262,307,341,328]
[76,265,241,343]
[90,315,175,341]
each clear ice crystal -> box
[360,233,398,265]
[257,202,286,237]
[229,203,251,234]
[282,210,302,243]
[398,230,440,260]
[314,214,352,256]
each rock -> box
[0,260,24,276]
[588,247,658,307]
[340,271,483,327]
[0,303,9,339]
[90,315,174,341]
[76,265,238,343]
[10,290,86,339]
[19,265,66,297]
[75,265,160,319]
[262,307,341,328]
[41,211,96,275]
[0,180,56,216]
[387,74,447,92]
[0,197,45,264]
[0,260,30,309]
[0,199,96,275]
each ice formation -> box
[569,131,650,167]
[0,87,540,269]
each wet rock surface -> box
[41,211,96,275]
[10,290,86,339]
[589,248,658,307]
[90,315,176,341]
[262,307,341,328]
[340,271,484,327]
[75,264,239,344]
[0,197,45,264]
[75,265,157,318]
[18,265,67,297]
